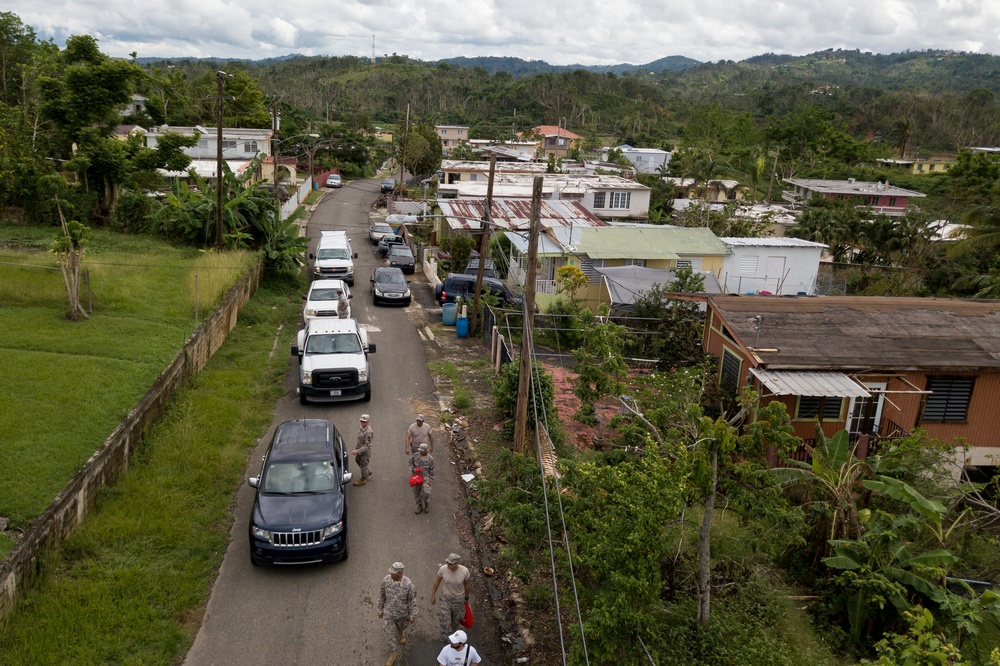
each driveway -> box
[184,179,496,666]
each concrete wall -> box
[0,263,262,622]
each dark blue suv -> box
[248,419,351,565]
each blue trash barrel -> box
[456,317,469,338]
[442,303,457,326]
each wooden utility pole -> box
[214,71,228,250]
[471,152,497,334]
[512,176,543,454]
[765,147,780,201]
[397,104,410,192]
[270,96,282,216]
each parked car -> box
[325,174,342,188]
[247,418,351,565]
[434,273,521,307]
[387,245,415,274]
[303,279,351,321]
[369,222,394,244]
[259,183,290,202]
[464,257,497,279]
[370,267,411,306]
[378,234,406,256]
[380,178,396,194]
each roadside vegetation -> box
[0,224,257,557]
[0,271,303,663]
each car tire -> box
[404,298,411,306]
[250,553,266,566]
[362,389,371,403]
[340,540,349,561]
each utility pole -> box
[765,146,780,202]
[471,152,497,335]
[397,104,410,193]
[513,176,543,454]
[214,71,229,250]
[270,96,282,216]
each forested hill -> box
[435,55,701,76]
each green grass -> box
[0,272,303,664]
[0,224,259,532]
[428,360,460,382]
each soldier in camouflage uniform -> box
[408,443,435,514]
[351,414,373,486]
[431,553,471,642]
[377,561,417,666]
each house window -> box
[917,164,924,171]
[625,258,646,267]
[244,141,258,153]
[593,192,606,208]
[608,192,631,209]
[720,349,742,396]
[739,256,759,275]
[675,257,702,271]
[929,164,936,171]
[221,140,237,152]
[578,258,604,283]
[796,396,844,420]
[922,377,974,422]
[888,197,897,207]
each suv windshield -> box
[309,288,341,301]
[263,461,337,493]
[305,333,362,354]
[318,248,350,260]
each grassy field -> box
[0,224,256,556]
[0,271,303,663]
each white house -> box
[719,237,828,295]
[145,125,273,161]
[611,145,671,174]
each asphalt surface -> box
[184,179,485,666]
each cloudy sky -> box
[5,0,1000,65]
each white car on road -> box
[303,279,352,321]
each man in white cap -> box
[436,630,481,665]
[405,413,433,454]
[351,414,373,486]
[431,552,471,640]
[407,442,435,514]
[377,561,417,666]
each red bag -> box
[408,467,424,487]
[459,601,474,629]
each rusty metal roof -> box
[709,295,1000,371]
[439,198,606,231]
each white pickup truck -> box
[291,318,375,405]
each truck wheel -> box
[362,389,371,403]
[299,393,309,406]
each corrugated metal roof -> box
[571,226,729,258]
[709,295,1000,371]
[439,198,605,232]
[721,237,828,248]
[749,368,871,398]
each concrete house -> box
[612,145,671,174]
[876,157,956,175]
[507,224,729,311]
[529,125,583,159]
[702,295,1000,475]
[435,125,470,155]
[781,178,926,216]
[719,237,828,295]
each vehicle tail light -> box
[441,290,447,301]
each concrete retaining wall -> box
[0,262,263,622]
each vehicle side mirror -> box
[367,343,377,354]
[349,293,353,299]
[309,253,315,260]
[290,345,300,356]
[406,280,412,284]
[302,294,307,300]
[353,252,358,259]
[248,477,260,488]
[342,472,353,485]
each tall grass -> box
[183,250,257,317]
[0,224,260,542]
[0,273,304,664]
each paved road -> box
[185,179,483,666]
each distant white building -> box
[145,125,273,161]
[608,145,671,174]
[435,125,470,155]
[719,236,828,295]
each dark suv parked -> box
[434,272,521,307]
[248,419,351,565]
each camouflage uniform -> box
[377,574,417,650]
[434,563,470,640]
[407,450,435,512]
[355,423,373,479]
[337,293,349,319]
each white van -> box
[311,230,357,285]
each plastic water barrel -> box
[442,303,458,326]
[456,317,469,338]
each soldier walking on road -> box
[377,561,417,666]
[431,553,471,641]
[337,289,349,319]
[405,413,434,454]
[408,443,435,514]
[351,414,373,486]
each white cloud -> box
[4,0,999,64]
